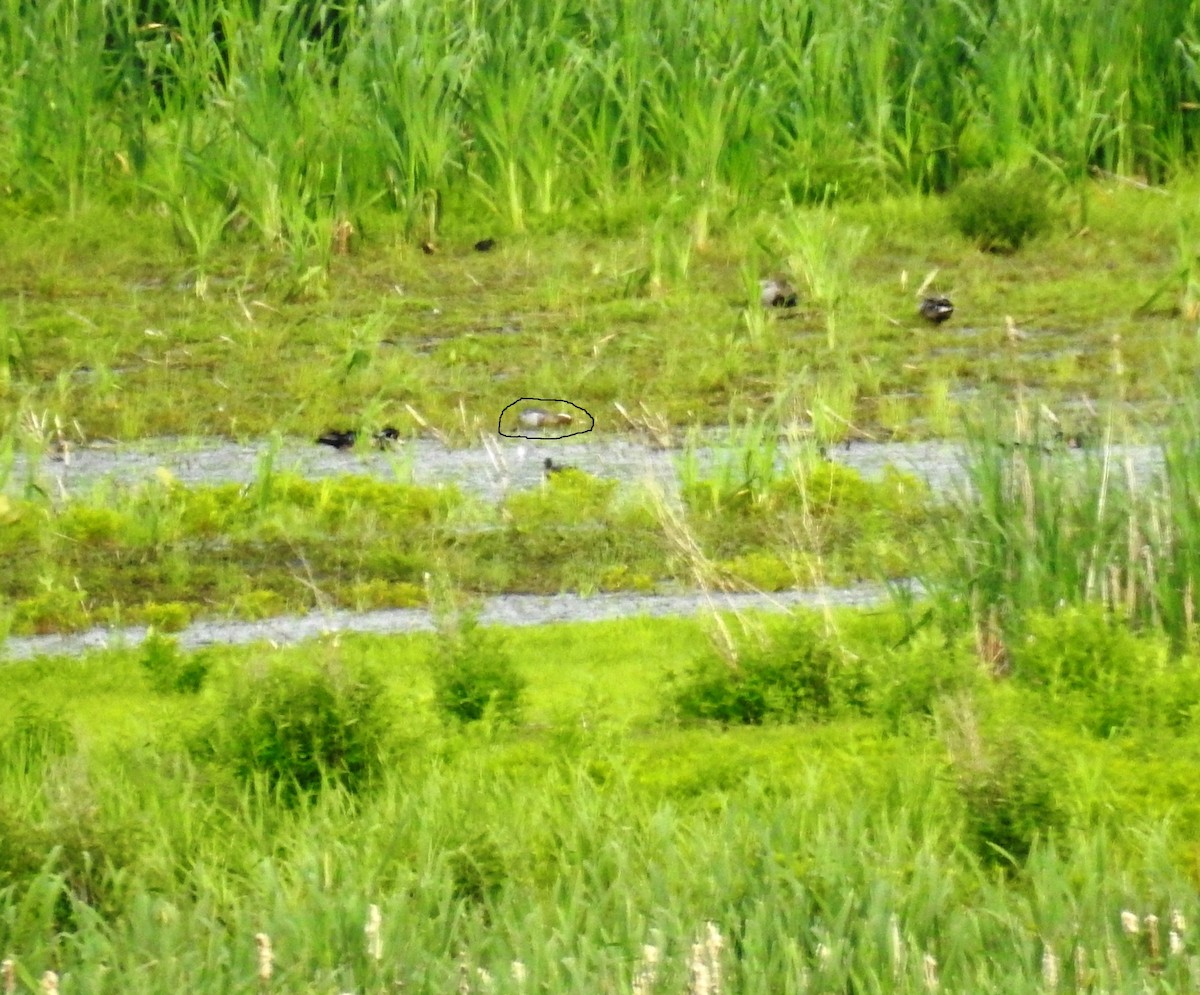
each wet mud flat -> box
[6,435,1168,502]
[2,583,901,662]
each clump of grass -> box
[940,698,1064,867]
[139,632,210,695]
[428,602,525,725]
[199,648,389,803]
[949,170,1052,252]
[0,697,75,772]
[666,618,869,725]
[448,833,508,908]
[931,402,1200,653]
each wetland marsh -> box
[4,0,1200,992]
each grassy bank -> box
[0,450,929,635]
[1,610,1199,993]
[2,181,1197,445]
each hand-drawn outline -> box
[499,398,595,440]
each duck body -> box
[372,426,400,449]
[760,277,799,308]
[543,457,574,477]
[517,407,573,431]
[919,296,954,323]
[316,429,357,450]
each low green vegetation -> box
[949,170,1052,253]
[1,180,1197,446]
[0,455,930,635]
[0,608,1198,993]
[4,1,1200,989]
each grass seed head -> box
[1171,910,1187,933]
[1042,944,1059,990]
[632,944,660,995]
[457,952,471,995]
[890,915,905,978]
[688,942,711,995]
[2,961,13,995]
[255,932,273,982]
[365,904,383,962]
[922,953,938,992]
[1120,910,1140,935]
[40,972,58,995]
[1144,914,1160,959]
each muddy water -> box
[2,584,903,662]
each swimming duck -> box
[543,457,573,477]
[316,429,357,450]
[919,296,954,324]
[372,426,400,449]
[517,407,573,431]
[760,277,799,308]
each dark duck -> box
[919,296,954,324]
[316,429,356,450]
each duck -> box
[760,277,799,308]
[517,407,573,431]
[372,426,400,449]
[543,457,573,477]
[474,238,496,252]
[919,296,954,324]
[316,429,356,450]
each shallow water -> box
[2,583,901,662]
[2,434,1165,660]
[9,433,1162,502]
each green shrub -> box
[942,703,1063,866]
[668,621,869,725]
[0,804,142,931]
[870,631,981,732]
[139,601,192,632]
[139,632,210,694]
[0,697,75,770]
[1011,606,1143,690]
[721,551,796,590]
[11,587,90,634]
[950,170,1051,252]
[203,651,388,802]
[1010,607,1200,736]
[429,609,525,725]
[231,589,289,620]
[448,833,507,908]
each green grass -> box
[5,3,1200,989]
[0,458,930,635]
[2,0,1199,241]
[1,610,1199,993]
[0,180,1196,446]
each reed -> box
[2,0,1197,243]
